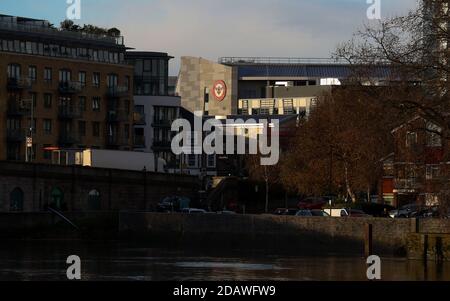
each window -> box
[92,122,100,137]
[79,96,86,111]
[93,72,100,87]
[92,97,101,111]
[78,121,86,137]
[125,76,130,91]
[30,93,37,109]
[426,122,442,147]
[79,71,86,87]
[207,155,216,168]
[43,119,52,135]
[44,68,52,82]
[406,131,418,147]
[107,74,118,87]
[188,155,197,167]
[144,60,152,72]
[59,69,71,82]
[44,94,52,108]
[28,66,37,82]
[7,64,21,79]
[426,165,441,180]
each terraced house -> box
[0,15,134,163]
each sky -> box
[0,0,419,75]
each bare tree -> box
[280,87,398,203]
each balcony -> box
[134,135,146,148]
[7,100,31,116]
[58,106,82,119]
[7,129,27,142]
[106,110,130,123]
[58,133,80,146]
[152,139,172,150]
[152,119,174,128]
[58,81,83,94]
[7,77,32,91]
[106,135,129,147]
[0,20,124,46]
[394,178,422,193]
[106,86,130,98]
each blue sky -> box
[1,0,419,74]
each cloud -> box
[77,0,419,74]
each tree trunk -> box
[344,164,357,203]
[265,179,269,213]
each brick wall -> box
[0,161,199,212]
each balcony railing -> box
[107,110,130,122]
[7,100,31,116]
[106,86,130,98]
[0,21,124,46]
[219,57,350,65]
[106,135,129,147]
[152,139,172,150]
[58,106,82,119]
[58,133,80,146]
[58,81,83,94]
[6,129,27,142]
[395,178,421,191]
[7,77,32,90]
[152,119,175,128]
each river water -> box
[0,241,448,281]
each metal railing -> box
[106,110,130,122]
[58,81,83,94]
[0,20,124,45]
[106,135,129,146]
[219,57,349,65]
[395,178,420,190]
[152,118,174,127]
[58,133,80,145]
[6,77,32,90]
[6,129,26,142]
[106,86,130,98]
[152,139,172,149]
[58,106,82,119]
[7,100,31,116]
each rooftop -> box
[126,51,174,59]
[219,57,349,65]
[0,14,124,47]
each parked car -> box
[410,206,440,219]
[324,208,371,217]
[217,210,237,215]
[181,208,208,214]
[311,210,330,217]
[298,197,328,210]
[296,210,313,217]
[389,203,421,218]
[157,196,191,213]
[274,208,300,216]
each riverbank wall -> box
[1,212,450,257]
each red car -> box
[298,197,328,210]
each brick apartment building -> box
[383,116,447,207]
[0,15,134,163]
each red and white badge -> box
[212,80,227,102]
